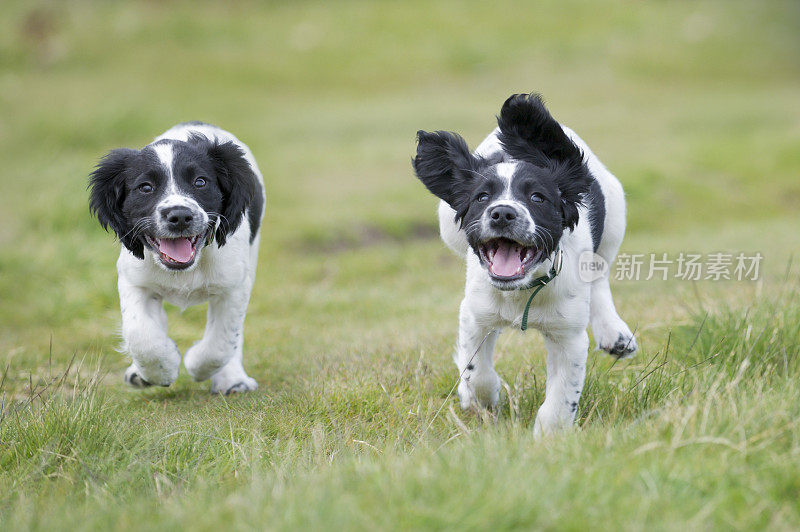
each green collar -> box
[520,246,563,331]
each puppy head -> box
[413,93,593,290]
[89,134,258,271]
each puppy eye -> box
[138,183,154,194]
[530,193,545,203]
[194,177,207,188]
[476,193,490,203]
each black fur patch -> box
[412,129,489,225]
[89,148,158,259]
[247,184,264,244]
[607,333,636,357]
[585,179,605,252]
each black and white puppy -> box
[89,122,265,394]
[413,94,637,436]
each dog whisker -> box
[120,218,155,241]
[206,211,231,229]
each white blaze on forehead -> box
[495,162,519,197]
[495,162,518,182]
[151,142,175,180]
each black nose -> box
[161,207,194,231]
[489,205,517,227]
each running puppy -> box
[413,94,636,435]
[89,122,265,394]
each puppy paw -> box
[533,405,574,439]
[604,332,638,358]
[593,319,637,359]
[124,360,178,388]
[123,332,181,386]
[458,369,500,410]
[211,374,258,395]
[184,342,230,382]
[124,365,153,388]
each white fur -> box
[118,123,265,394]
[440,126,637,436]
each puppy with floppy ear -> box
[89,122,265,394]
[414,94,637,436]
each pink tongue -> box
[490,241,523,277]
[158,238,194,263]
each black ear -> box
[497,93,585,165]
[497,93,593,230]
[88,148,145,259]
[552,158,593,230]
[205,140,260,247]
[412,130,484,221]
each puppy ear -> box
[497,93,593,230]
[88,148,145,259]
[412,130,483,220]
[553,159,593,230]
[497,93,585,165]
[205,140,260,247]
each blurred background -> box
[2,1,800,527]
[0,0,798,386]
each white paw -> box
[123,364,153,388]
[184,341,231,382]
[458,369,500,410]
[592,318,638,358]
[533,405,573,439]
[123,360,177,388]
[210,374,258,395]
[123,334,181,386]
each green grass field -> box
[2,1,800,529]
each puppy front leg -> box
[533,330,589,437]
[456,299,501,410]
[590,274,637,358]
[119,281,181,387]
[183,287,252,385]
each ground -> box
[1,0,800,529]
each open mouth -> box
[144,234,203,269]
[478,238,542,281]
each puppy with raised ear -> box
[413,94,637,436]
[89,122,265,394]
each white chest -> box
[117,244,251,309]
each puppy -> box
[413,94,637,435]
[89,122,265,394]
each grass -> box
[1,0,800,529]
